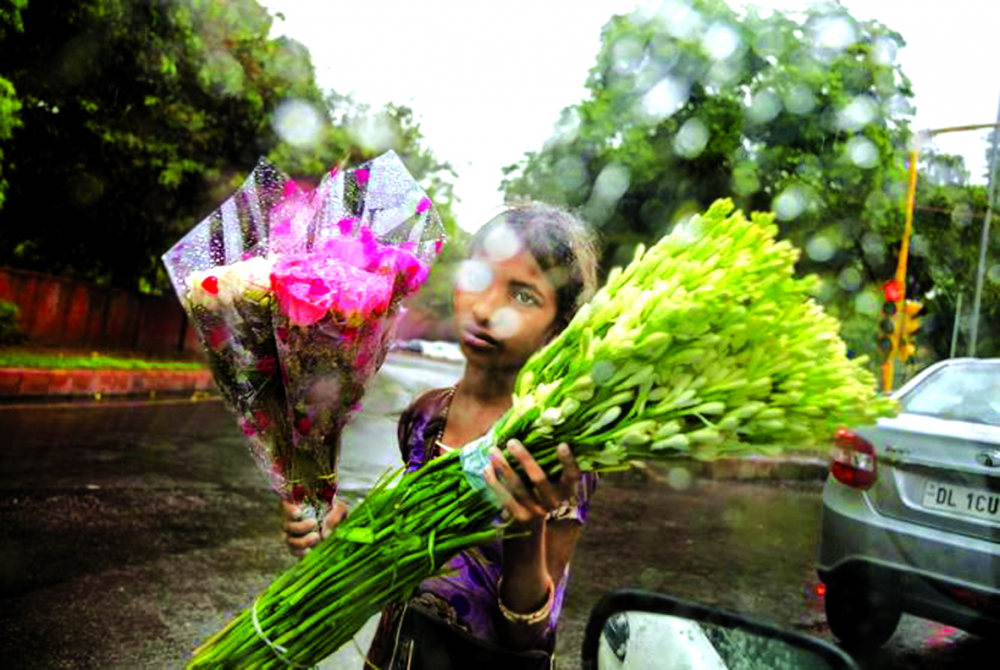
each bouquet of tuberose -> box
[186,198,896,668]
[163,151,445,514]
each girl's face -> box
[453,247,559,371]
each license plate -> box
[923,481,1000,522]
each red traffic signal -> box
[882,279,904,302]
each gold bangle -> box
[497,577,555,626]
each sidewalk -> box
[0,364,215,402]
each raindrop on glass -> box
[784,85,816,115]
[747,90,782,125]
[482,222,523,263]
[837,96,877,132]
[806,235,837,262]
[273,99,323,148]
[703,22,741,61]
[593,164,631,204]
[873,37,898,65]
[640,77,690,122]
[854,290,880,316]
[846,136,879,169]
[661,0,702,40]
[811,16,857,51]
[838,267,863,292]
[555,156,586,192]
[773,186,808,221]
[667,467,693,491]
[674,118,709,158]
[455,260,493,292]
[490,307,523,339]
[952,203,973,227]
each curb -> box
[619,455,830,483]
[0,367,215,401]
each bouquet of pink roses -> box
[163,151,445,516]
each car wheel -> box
[824,581,901,650]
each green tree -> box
[0,0,27,209]
[0,0,458,296]
[501,0,925,361]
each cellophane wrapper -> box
[162,151,445,513]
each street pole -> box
[950,292,962,358]
[969,91,1000,357]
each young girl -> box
[283,202,600,668]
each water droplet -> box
[555,156,586,192]
[873,37,898,65]
[732,162,760,196]
[784,85,816,115]
[887,95,913,117]
[640,77,690,122]
[846,136,879,168]
[481,222,523,262]
[455,260,492,292]
[747,90,782,124]
[611,36,646,75]
[838,267,863,292]
[952,203,973,227]
[806,236,837,262]
[773,186,808,221]
[490,307,523,339]
[703,22,741,61]
[348,112,399,152]
[593,164,631,204]
[861,232,886,262]
[837,96,877,132]
[674,118,709,158]
[667,467,693,491]
[988,265,1000,284]
[854,290,880,316]
[811,16,857,52]
[661,0,702,40]
[273,99,323,148]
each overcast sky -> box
[261,0,999,231]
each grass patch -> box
[0,352,206,370]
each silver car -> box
[817,358,1000,649]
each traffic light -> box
[899,300,922,362]
[877,298,898,357]
[877,279,904,359]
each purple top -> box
[365,388,598,665]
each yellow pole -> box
[882,145,920,393]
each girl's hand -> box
[484,440,582,527]
[281,498,348,557]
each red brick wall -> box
[0,267,199,357]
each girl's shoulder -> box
[397,387,454,469]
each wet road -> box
[0,354,991,669]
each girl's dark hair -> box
[469,201,600,334]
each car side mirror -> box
[581,589,858,670]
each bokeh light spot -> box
[747,90,782,124]
[837,96,877,133]
[490,307,523,339]
[674,118,709,158]
[455,260,493,292]
[784,85,816,115]
[704,23,742,61]
[273,99,323,148]
[846,136,879,169]
[806,236,837,262]
[773,186,808,221]
[593,163,631,205]
[854,290,880,317]
[811,16,857,51]
[838,267,863,292]
[640,77,690,122]
[667,467,693,491]
[481,222,523,263]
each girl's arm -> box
[486,441,585,650]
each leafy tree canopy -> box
[0,0,459,294]
[501,0,996,360]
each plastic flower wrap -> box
[163,151,445,514]
[186,199,897,668]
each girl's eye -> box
[512,288,540,307]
